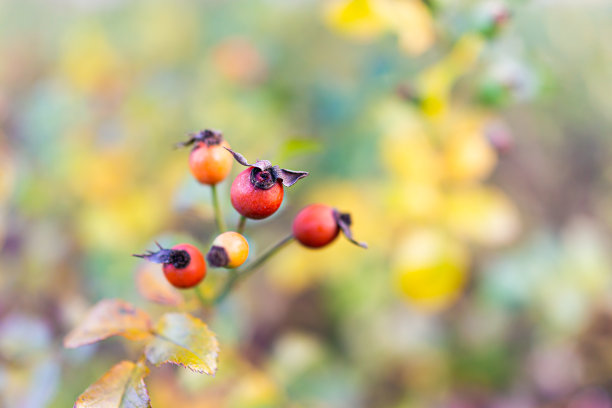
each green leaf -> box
[64,299,152,348]
[145,313,219,375]
[74,360,151,408]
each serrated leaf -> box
[64,299,152,348]
[136,264,184,306]
[74,360,151,408]
[145,313,219,375]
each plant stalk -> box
[194,284,210,307]
[211,184,226,233]
[213,234,294,305]
[237,215,247,234]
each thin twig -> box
[237,215,247,234]
[211,184,226,233]
[213,234,294,305]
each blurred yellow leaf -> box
[325,0,388,40]
[417,34,486,117]
[375,0,435,55]
[145,313,219,375]
[443,117,497,182]
[393,228,469,311]
[386,180,442,221]
[75,360,150,408]
[444,186,520,247]
[382,126,442,183]
[64,299,152,348]
[136,263,184,306]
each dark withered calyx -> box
[332,209,368,249]
[176,129,224,149]
[133,242,191,269]
[206,246,229,268]
[225,147,309,190]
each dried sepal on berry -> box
[225,147,309,188]
[133,242,190,269]
[333,209,368,249]
[176,129,224,148]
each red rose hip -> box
[230,167,284,219]
[133,243,207,289]
[225,148,308,220]
[292,204,368,249]
[292,204,340,248]
[178,129,233,185]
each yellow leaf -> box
[386,180,442,221]
[64,299,152,348]
[145,313,219,375]
[375,0,435,55]
[381,126,442,183]
[74,360,150,408]
[444,186,520,247]
[443,119,497,182]
[416,34,486,118]
[393,228,469,311]
[325,0,388,40]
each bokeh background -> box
[2,0,612,407]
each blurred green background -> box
[2,0,612,407]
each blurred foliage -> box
[2,0,612,407]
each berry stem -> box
[213,234,294,305]
[211,184,226,233]
[237,215,247,234]
[194,285,210,307]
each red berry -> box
[133,243,206,289]
[189,139,233,185]
[292,204,368,249]
[292,204,339,248]
[178,129,233,185]
[224,148,309,220]
[230,167,284,219]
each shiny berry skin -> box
[189,140,233,185]
[162,244,207,288]
[133,243,206,289]
[292,204,339,248]
[230,167,284,219]
[206,231,249,268]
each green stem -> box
[237,215,247,234]
[213,234,294,305]
[194,284,210,307]
[211,184,226,233]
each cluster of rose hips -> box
[134,129,366,292]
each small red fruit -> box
[226,148,308,220]
[230,167,284,219]
[292,204,368,249]
[133,243,206,289]
[179,129,233,185]
[206,231,249,268]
